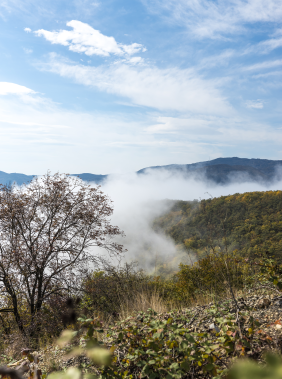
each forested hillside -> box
[154,191,282,258]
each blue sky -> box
[1,0,282,174]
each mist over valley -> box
[2,157,282,274]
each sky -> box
[1,0,282,175]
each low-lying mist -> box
[98,169,282,272]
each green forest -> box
[154,190,282,259]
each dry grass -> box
[119,290,172,319]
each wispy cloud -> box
[256,36,282,54]
[245,99,264,109]
[252,70,282,79]
[38,53,232,115]
[245,59,282,71]
[244,29,282,54]
[141,0,282,38]
[34,20,146,57]
[198,49,235,69]
[1,0,101,19]
[147,115,282,144]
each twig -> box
[187,312,199,328]
[236,308,243,339]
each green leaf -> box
[180,360,190,372]
[205,363,214,371]
[186,334,196,343]
[118,332,123,340]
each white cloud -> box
[39,54,232,115]
[123,56,144,65]
[256,36,282,54]
[142,0,282,38]
[143,115,282,145]
[145,116,215,134]
[145,123,176,134]
[0,82,35,96]
[252,71,282,79]
[24,27,31,33]
[245,100,264,109]
[198,49,235,69]
[0,90,281,175]
[1,0,101,19]
[245,59,282,71]
[35,20,146,57]
[244,29,282,54]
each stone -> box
[209,323,220,333]
[257,298,271,309]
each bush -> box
[172,251,254,303]
[80,263,150,317]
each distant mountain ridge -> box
[137,157,282,185]
[1,157,282,186]
[137,157,282,176]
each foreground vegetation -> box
[2,252,282,379]
[1,187,282,378]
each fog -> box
[97,169,282,272]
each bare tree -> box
[0,173,124,335]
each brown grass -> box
[119,290,173,319]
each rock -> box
[209,323,220,333]
[257,298,271,309]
